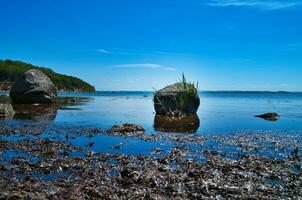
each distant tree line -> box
[0,59,95,92]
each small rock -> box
[255,113,280,121]
[151,148,163,154]
[0,103,15,119]
[108,123,145,134]
[86,142,94,147]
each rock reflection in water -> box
[12,103,59,121]
[154,115,200,133]
[1,97,93,122]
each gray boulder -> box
[0,104,15,119]
[9,69,57,103]
[154,83,200,116]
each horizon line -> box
[57,90,302,93]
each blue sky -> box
[0,0,302,91]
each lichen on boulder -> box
[154,74,200,117]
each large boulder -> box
[9,69,57,103]
[0,103,15,119]
[154,83,200,116]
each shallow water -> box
[52,91,302,134]
[1,91,302,159]
[2,91,302,133]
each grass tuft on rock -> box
[154,73,200,117]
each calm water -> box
[2,91,302,134]
[52,91,302,134]
[1,91,302,159]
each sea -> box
[1,91,302,133]
[1,91,302,158]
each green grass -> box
[179,73,199,97]
[176,73,199,115]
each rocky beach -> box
[0,120,301,199]
[2,0,302,198]
[0,70,302,199]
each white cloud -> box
[163,67,176,71]
[206,0,302,10]
[98,49,111,54]
[112,63,162,68]
[97,48,185,57]
[282,42,302,51]
[112,63,176,71]
[287,42,302,47]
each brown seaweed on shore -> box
[0,136,301,199]
[107,123,145,136]
[1,122,302,199]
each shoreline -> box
[1,93,302,199]
[0,121,301,199]
[2,90,302,93]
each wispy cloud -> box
[97,48,185,57]
[162,67,176,71]
[282,42,302,51]
[113,63,161,69]
[287,42,302,47]
[206,0,302,10]
[97,49,111,54]
[112,63,176,71]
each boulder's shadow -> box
[154,115,200,133]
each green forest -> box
[0,59,95,92]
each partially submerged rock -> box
[9,69,57,104]
[154,82,200,117]
[0,103,15,119]
[255,113,280,121]
[108,123,145,135]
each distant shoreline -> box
[62,90,302,94]
[1,90,302,94]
